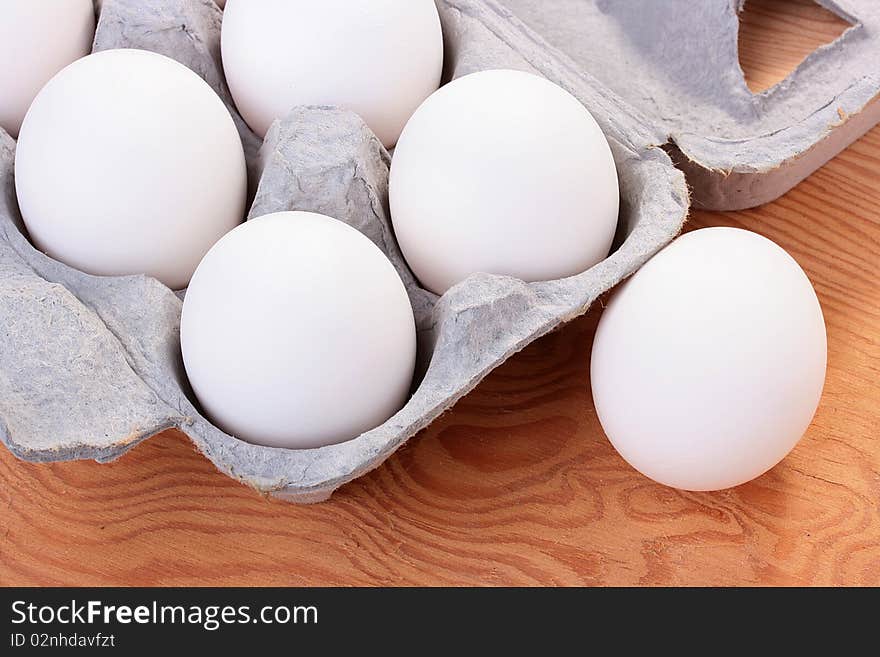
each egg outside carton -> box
[14,0,877,502]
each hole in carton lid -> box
[738,0,854,94]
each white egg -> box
[590,227,827,491]
[94,0,223,15]
[14,49,247,290]
[0,0,95,138]
[220,0,443,148]
[181,211,417,450]
[389,69,620,296]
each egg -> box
[180,211,417,450]
[0,0,95,138]
[14,49,247,290]
[95,0,225,12]
[389,69,620,296]
[590,227,827,491]
[220,0,443,148]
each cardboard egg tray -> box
[1,0,877,503]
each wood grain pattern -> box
[738,0,853,93]
[1,2,878,587]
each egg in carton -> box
[1,0,877,503]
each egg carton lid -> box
[497,0,880,210]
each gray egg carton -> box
[0,0,876,503]
[501,0,880,210]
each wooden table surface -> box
[1,0,878,587]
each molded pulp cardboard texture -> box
[500,0,880,209]
[0,0,875,502]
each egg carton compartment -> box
[499,0,880,210]
[0,0,690,503]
